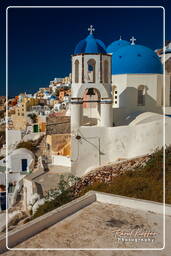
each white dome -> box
[11,148,34,158]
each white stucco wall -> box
[165,74,171,106]
[23,132,43,142]
[112,74,163,107]
[71,113,170,177]
[52,155,71,167]
[8,130,22,147]
[23,179,34,210]
[112,74,164,125]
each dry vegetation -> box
[78,147,170,204]
[32,147,171,219]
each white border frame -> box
[5,5,166,251]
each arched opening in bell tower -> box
[104,60,109,83]
[87,59,96,83]
[75,59,79,83]
[82,88,101,126]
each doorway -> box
[21,159,28,172]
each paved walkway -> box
[3,201,171,256]
[48,164,71,174]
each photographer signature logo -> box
[112,228,159,243]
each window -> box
[104,60,109,83]
[75,60,79,83]
[137,85,145,106]
[87,59,96,83]
[112,86,118,106]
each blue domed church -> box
[71,25,171,177]
[106,36,166,125]
[71,25,170,128]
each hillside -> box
[74,147,171,204]
[32,147,171,219]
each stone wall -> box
[72,155,150,196]
[46,116,70,135]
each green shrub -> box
[32,191,73,219]
[31,147,171,220]
[31,175,79,219]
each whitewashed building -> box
[106,37,166,125]
[70,26,171,176]
[0,148,35,210]
[8,148,35,173]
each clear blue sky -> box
[0,0,171,97]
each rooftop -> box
[8,201,165,249]
[2,192,171,255]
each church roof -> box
[111,44,163,75]
[106,39,129,54]
[74,34,106,54]
[10,148,34,158]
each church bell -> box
[86,88,95,96]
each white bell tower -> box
[71,26,113,131]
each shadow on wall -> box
[115,87,163,125]
[82,116,98,126]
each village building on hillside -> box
[0,96,6,112]
[0,148,35,210]
[11,97,40,130]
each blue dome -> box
[106,39,129,53]
[74,34,106,54]
[111,44,163,75]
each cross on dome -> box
[130,36,136,45]
[88,25,95,35]
[119,36,122,40]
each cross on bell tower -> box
[88,25,95,35]
[130,36,136,45]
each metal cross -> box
[119,35,122,40]
[130,36,136,45]
[88,25,95,35]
